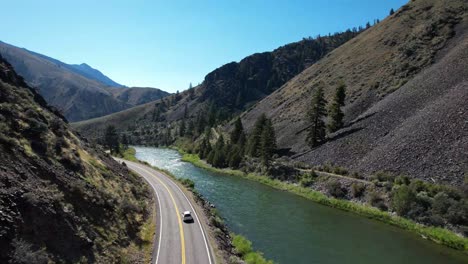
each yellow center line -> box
[140,166,186,264]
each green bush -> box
[231,234,274,264]
[351,172,364,179]
[244,252,273,264]
[179,178,195,189]
[232,234,253,256]
[351,183,365,198]
[326,180,346,198]
[391,185,416,216]
[368,191,388,211]
[371,171,395,182]
[432,192,452,215]
[300,171,317,187]
[332,166,348,175]
[395,175,410,185]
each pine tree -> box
[186,120,194,138]
[327,100,344,133]
[390,8,395,15]
[184,104,188,118]
[198,135,212,159]
[260,119,277,165]
[228,145,242,168]
[247,114,267,157]
[188,83,194,99]
[104,125,120,154]
[211,135,226,168]
[121,134,129,149]
[179,118,186,137]
[307,87,327,148]
[196,112,207,135]
[230,118,244,144]
[327,83,346,133]
[208,103,217,127]
[335,81,346,106]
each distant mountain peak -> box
[69,62,124,88]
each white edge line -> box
[154,169,214,264]
[123,161,163,264]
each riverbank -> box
[180,151,468,252]
[119,147,274,263]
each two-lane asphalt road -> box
[116,159,215,264]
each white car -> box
[182,211,194,223]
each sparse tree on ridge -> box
[188,83,195,99]
[390,8,395,15]
[307,87,327,148]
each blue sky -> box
[1,0,406,92]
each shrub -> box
[299,171,317,187]
[391,185,416,216]
[368,191,388,211]
[232,234,253,256]
[179,178,195,189]
[371,171,395,182]
[432,192,452,215]
[446,200,468,225]
[351,183,365,198]
[11,239,49,264]
[244,252,273,264]
[395,175,410,185]
[332,166,348,175]
[351,172,364,179]
[326,180,346,198]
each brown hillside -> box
[240,0,468,185]
[0,55,151,263]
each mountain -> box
[24,49,124,88]
[68,63,124,87]
[73,27,363,140]
[0,41,169,121]
[0,55,151,262]
[75,0,467,186]
[239,0,468,185]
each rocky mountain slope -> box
[240,0,468,185]
[0,55,151,263]
[74,0,467,187]
[0,41,169,121]
[73,27,363,140]
[67,62,124,87]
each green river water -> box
[134,147,467,264]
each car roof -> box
[183,211,191,215]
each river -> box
[134,146,467,264]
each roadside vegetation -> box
[231,234,273,264]
[120,147,275,262]
[180,152,468,252]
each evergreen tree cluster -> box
[246,114,277,165]
[198,114,277,169]
[307,82,347,148]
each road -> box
[116,159,215,264]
